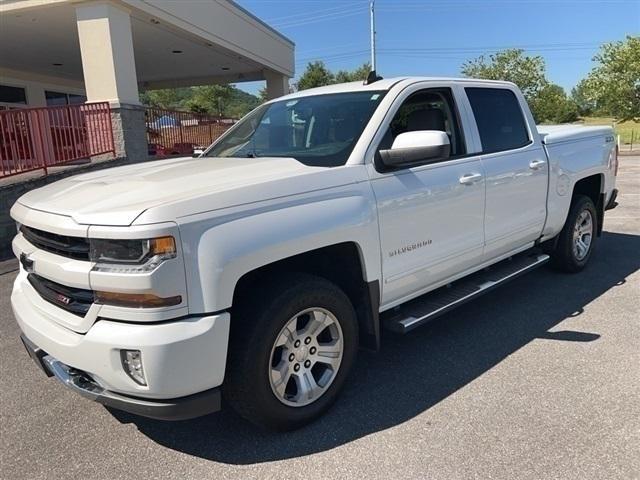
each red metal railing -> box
[0,102,115,178]
[145,107,234,157]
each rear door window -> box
[465,87,530,153]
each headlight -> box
[90,236,177,273]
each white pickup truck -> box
[11,77,619,430]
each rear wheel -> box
[551,195,597,272]
[224,273,358,430]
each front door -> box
[368,87,486,308]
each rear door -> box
[464,86,548,259]
[366,83,486,308]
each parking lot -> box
[1,156,638,480]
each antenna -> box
[370,0,376,71]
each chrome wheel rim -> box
[268,308,343,407]
[573,209,593,261]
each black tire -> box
[224,273,359,430]
[551,195,598,272]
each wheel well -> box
[572,174,604,235]
[232,242,380,351]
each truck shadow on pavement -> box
[110,230,640,465]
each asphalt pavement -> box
[1,156,639,480]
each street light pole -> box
[370,0,376,71]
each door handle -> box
[529,159,546,170]
[459,173,483,185]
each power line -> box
[295,42,603,64]
[297,42,368,56]
[378,0,634,5]
[296,49,371,65]
[295,41,605,59]
[379,46,600,54]
[377,41,604,50]
[271,5,367,28]
[247,0,634,2]
[265,3,366,24]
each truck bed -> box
[537,124,613,145]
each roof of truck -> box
[277,76,515,101]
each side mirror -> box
[379,131,450,168]
[192,148,204,158]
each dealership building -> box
[0,0,295,158]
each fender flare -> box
[179,192,381,315]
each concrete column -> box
[75,2,139,105]
[24,84,47,107]
[264,70,289,100]
[76,2,147,160]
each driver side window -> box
[380,88,466,158]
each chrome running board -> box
[383,252,550,334]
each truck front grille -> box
[27,273,94,316]
[20,225,90,261]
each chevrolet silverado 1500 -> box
[11,77,618,430]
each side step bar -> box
[382,252,550,334]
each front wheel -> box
[224,274,358,430]
[551,195,598,272]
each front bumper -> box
[21,335,221,420]
[12,270,230,414]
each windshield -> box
[205,91,386,167]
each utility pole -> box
[370,0,376,71]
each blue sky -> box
[236,0,639,95]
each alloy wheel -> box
[268,308,344,407]
[572,209,593,261]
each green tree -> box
[335,62,371,83]
[141,85,260,118]
[531,84,579,123]
[188,85,234,116]
[258,87,269,103]
[461,49,584,122]
[296,61,373,91]
[185,99,209,114]
[296,61,335,90]
[571,80,597,116]
[224,87,261,117]
[461,49,548,102]
[576,36,639,121]
[139,87,191,109]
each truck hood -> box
[17,156,352,226]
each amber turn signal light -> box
[94,291,182,308]
[150,236,176,256]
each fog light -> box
[120,350,146,386]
